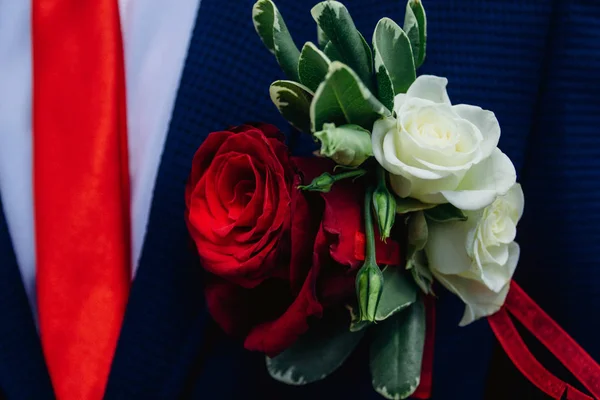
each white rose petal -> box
[426,184,524,325]
[426,219,475,275]
[475,242,520,294]
[405,75,451,105]
[440,148,516,210]
[433,271,512,326]
[372,75,516,209]
[452,104,500,159]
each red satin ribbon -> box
[412,296,435,399]
[488,281,600,400]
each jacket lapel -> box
[104,0,315,396]
[104,1,212,397]
[0,197,54,399]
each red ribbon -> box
[488,280,600,400]
[412,296,435,399]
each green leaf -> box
[375,266,417,321]
[298,42,331,92]
[253,0,301,81]
[310,61,390,132]
[318,26,329,48]
[407,252,435,296]
[404,0,427,68]
[358,31,374,76]
[311,1,373,90]
[406,210,428,260]
[323,41,344,62]
[320,32,371,73]
[370,298,426,400]
[424,203,468,222]
[374,59,394,111]
[396,197,436,214]
[373,18,416,102]
[269,80,313,133]
[266,313,366,385]
[347,304,371,332]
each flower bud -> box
[356,263,384,322]
[298,172,336,192]
[314,123,373,167]
[298,169,367,193]
[372,170,397,241]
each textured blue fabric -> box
[488,1,600,398]
[0,0,598,399]
[0,197,54,399]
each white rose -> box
[372,75,516,210]
[425,183,524,326]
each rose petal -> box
[426,219,475,275]
[321,179,364,269]
[472,241,519,293]
[383,131,445,180]
[406,75,452,105]
[187,131,235,193]
[205,275,293,336]
[244,226,329,356]
[441,148,516,210]
[432,242,519,325]
[372,117,396,170]
[433,270,511,327]
[504,183,525,222]
[452,104,500,160]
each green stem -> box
[364,187,377,265]
[334,169,366,182]
[375,165,386,188]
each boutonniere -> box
[185,1,600,399]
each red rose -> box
[185,124,294,287]
[186,125,402,356]
[204,157,365,356]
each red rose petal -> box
[228,179,255,220]
[322,176,365,270]
[244,225,330,357]
[205,275,292,337]
[288,175,323,295]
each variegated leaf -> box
[404,0,427,68]
[310,62,390,132]
[318,26,329,49]
[298,42,331,92]
[323,41,343,62]
[373,18,416,109]
[270,80,313,133]
[253,0,301,81]
[311,1,373,90]
[266,313,366,385]
[375,266,417,321]
[370,298,426,400]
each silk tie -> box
[32,0,131,399]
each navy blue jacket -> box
[0,0,598,398]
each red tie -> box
[32,0,131,399]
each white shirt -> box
[0,0,201,317]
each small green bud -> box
[356,264,384,322]
[298,172,336,192]
[298,169,367,193]
[314,123,373,167]
[372,168,397,241]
